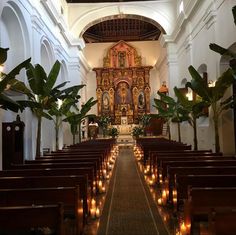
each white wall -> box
[167,0,236,153]
[0,0,235,161]
[0,0,82,164]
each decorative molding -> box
[40,0,80,48]
[184,34,192,51]
[79,51,91,73]
[31,15,44,34]
[203,8,217,29]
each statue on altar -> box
[115,82,132,105]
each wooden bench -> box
[0,186,83,235]
[0,167,95,193]
[150,152,223,171]
[151,155,227,181]
[10,162,98,184]
[0,175,90,225]
[162,159,236,180]
[175,175,236,210]
[167,166,236,204]
[183,187,236,234]
[208,208,236,235]
[25,157,103,179]
[0,204,64,235]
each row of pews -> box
[0,139,118,235]
[134,137,236,235]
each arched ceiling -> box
[83,15,164,43]
[66,0,167,43]
[66,0,155,2]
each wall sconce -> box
[208,80,216,87]
[158,81,169,94]
[57,99,63,109]
[0,64,4,73]
[0,64,4,81]
[186,89,193,101]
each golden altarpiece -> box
[93,40,152,125]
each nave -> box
[96,146,169,235]
[1,137,236,235]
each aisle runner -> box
[97,146,169,235]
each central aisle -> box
[97,146,169,235]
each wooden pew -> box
[167,166,236,204]
[25,157,103,179]
[10,162,98,184]
[183,187,236,234]
[151,154,227,180]
[0,167,95,193]
[0,186,83,235]
[162,159,236,180]
[0,204,64,235]
[208,208,236,235]
[175,175,236,210]
[151,152,222,169]
[0,175,90,225]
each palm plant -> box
[16,60,71,157]
[186,6,236,153]
[108,127,119,138]
[0,47,31,112]
[140,114,151,136]
[174,87,207,150]
[63,97,97,144]
[186,66,234,152]
[131,126,143,139]
[153,91,189,142]
[98,115,111,137]
[48,85,85,150]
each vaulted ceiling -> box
[83,17,162,43]
[66,0,155,2]
[66,0,164,43]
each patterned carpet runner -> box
[97,146,169,235]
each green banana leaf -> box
[186,66,210,101]
[0,48,9,64]
[44,60,61,95]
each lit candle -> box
[91,198,96,208]
[103,169,107,178]
[180,222,187,235]
[158,198,162,205]
[149,179,153,186]
[98,180,103,193]
[162,190,167,205]
[102,186,106,193]
[90,208,95,219]
[152,174,156,180]
[173,198,177,205]
[96,208,100,218]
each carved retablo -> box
[94,40,152,125]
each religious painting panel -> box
[102,92,110,113]
[138,91,145,110]
[115,82,132,105]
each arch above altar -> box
[93,40,152,125]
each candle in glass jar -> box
[96,208,100,218]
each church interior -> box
[0,0,236,234]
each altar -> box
[94,40,152,125]
[116,117,132,135]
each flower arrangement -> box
[131,126,143,138]
[98,115,111,137]
[108,127,119,138]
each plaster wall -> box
[171,0,236,153]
